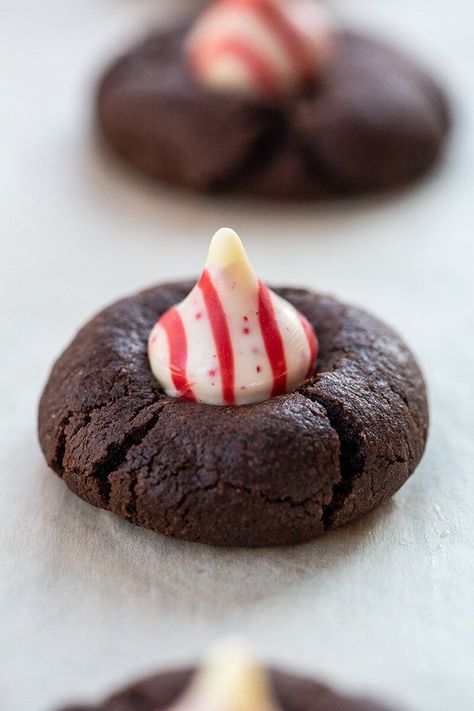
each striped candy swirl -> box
[186,0,335,97]
[148,228,317,406]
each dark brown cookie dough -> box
[96,25,450,199]
[38,282,428,546]
[58,667,395,710]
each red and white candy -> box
[186,0,336,97]
[166,640,280,711]
[148,228,317,406]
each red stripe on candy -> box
[189,36,280,97]
[258,280,287,396]
[159,308,195,401]
[246,0,314,80]
[298,313,318,378]
[199,269,236,405]
[216,0,313,81]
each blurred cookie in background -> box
[96,0,450,199]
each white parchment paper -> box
[1,2,473,710]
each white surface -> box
[1,2,473,710]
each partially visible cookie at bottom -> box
[58,667,395,711]
[38,283,429,547]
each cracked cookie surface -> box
[96,26,450,199]
[38,283,428,546]
[59,667,395,710]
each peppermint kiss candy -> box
[167,641,280,711]
[186,0,336,97]
[148,228,317,406]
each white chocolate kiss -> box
[186,0,336,97]
[166,640,280,711]
[148,228,317,406]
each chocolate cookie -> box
[58,667,394,711]
[96,25,450,199]
[38,283,428,546]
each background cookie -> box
[38,284,428,546]
[96,25,449,198]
